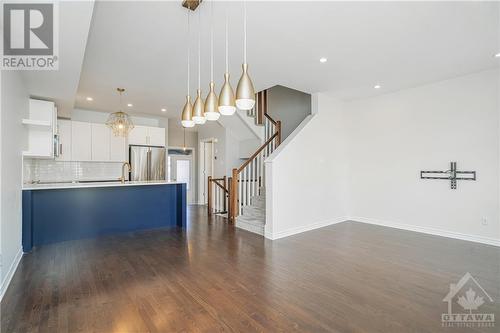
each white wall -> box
[197,121,227,178]
[1,71,28,299]
[346,69,499,244]
[267,85,312,140]
[265,94,350,239]
[266,69,500,245]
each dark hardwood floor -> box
[1,206,499,332]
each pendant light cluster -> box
[181,0,255,128]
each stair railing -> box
[229,113,281,222]
[207,176,230,216]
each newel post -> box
[207,176,212,216]
[223,176,227,212]
[230,168,239,223]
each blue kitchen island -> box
[22,181,186,252]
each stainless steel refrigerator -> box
[129,145,166,181]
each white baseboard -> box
[350,217,500,247]
[265,216,500,247]
[265,216,348,240]
[0,248,23,301]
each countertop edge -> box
[23,181,185,191]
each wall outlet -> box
[481,217,488,226]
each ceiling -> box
[21,1,500,121]
[18,1,94,118]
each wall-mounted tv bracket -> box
[420,162,476,190]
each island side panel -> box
[22,190,33,252]
[25,184,183,249]
[176,183,187,228]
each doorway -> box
[199,139,215,205]
[168,148,195,204]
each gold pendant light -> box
[204,0,220,121]
[181,95,194,128]
[235,0,255,110]
[106,88,135,137]
[181,10,194,128]
[192,9,206,125]
[218,9,236,116]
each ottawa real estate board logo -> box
[2,2,58,70]
[442,272,495,328]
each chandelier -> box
[106,88,135,137]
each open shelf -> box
[22,151,52,158]
[22,119,52,128]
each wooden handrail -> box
[210,177,226,181]
[208,176,228,216]
[237,131,278,173]
[264,112,277,125]
[212,179,229,193]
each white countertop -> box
[23,180,185,191]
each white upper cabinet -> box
[56,119,72,161]
[128,125,165,147]
[128,126,149,145]
[71,121,92,161]
[148,127,165,146]
[109,132,127,162]
[91,123,110,161]
[23,99,56,158]
[48,120,162,162]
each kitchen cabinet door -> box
[56,119,72,161]
[91,123,110,161]
[71,121,92,161]
[128,125,148,145]
[148,127,165,146]
[109,129,127,162]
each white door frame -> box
[168,146,196,204]
[198,138,216,205]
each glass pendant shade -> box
[205,82,220,121]
[106,111,134,137]
[181,95,195,128]
[218,73,236,116]
[235,63,255,110]
[192,89,206,124]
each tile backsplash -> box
[24,159,123,184]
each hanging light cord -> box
[119,90,123,111]
[244,0,247,64]
[198,8,201,89]
[225,9,228,73]
[210,0,214,82]
[187,10,190,95]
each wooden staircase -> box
[207,90,282,235]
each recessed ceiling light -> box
[127,103,133,107]
[161,108,167,112]
[319,57,327,63]
[495,52,500,58]
[86,97,93,101]
[374,85,381,89]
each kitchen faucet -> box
[119,162,131,183]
